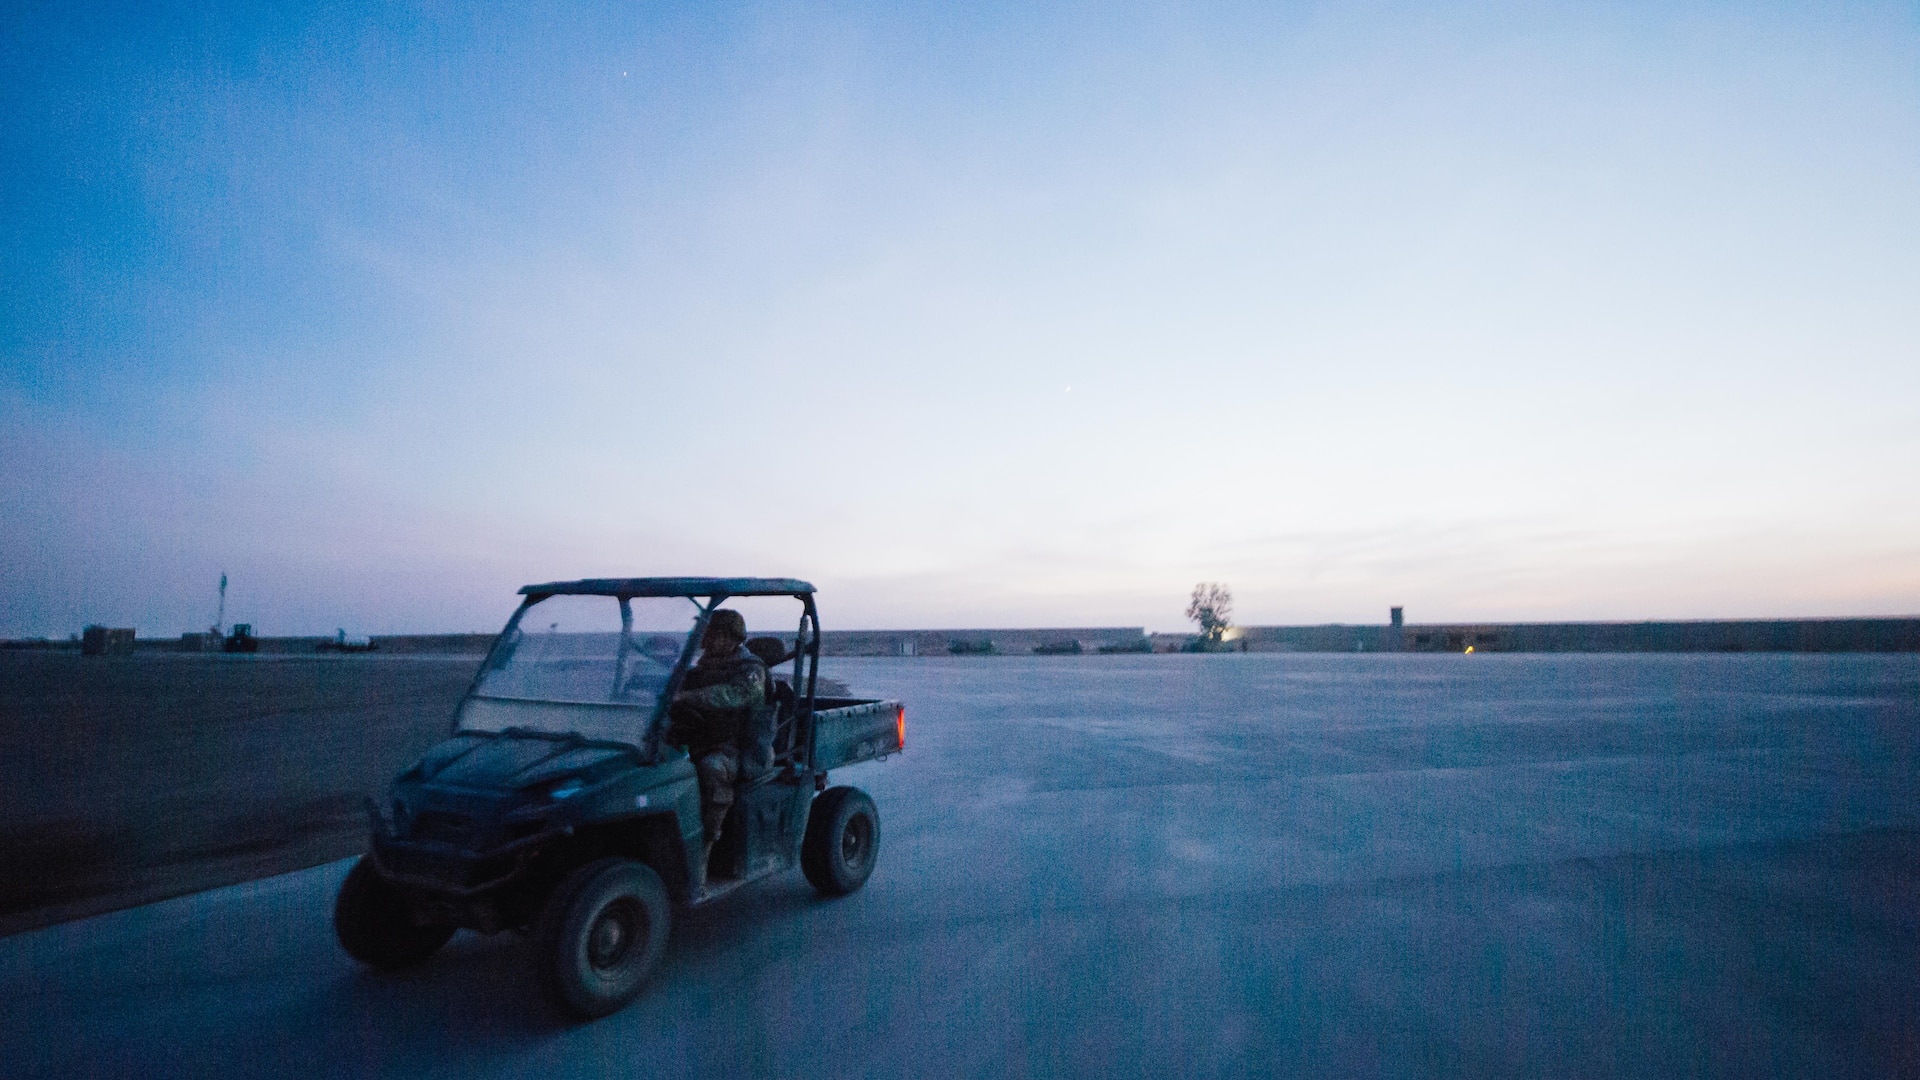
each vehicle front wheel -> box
[533,858,672,1019]
[802,786,879,896]
[334,856,453,970]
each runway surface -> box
[4,653,1917,1078]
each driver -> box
[664,609,767,886]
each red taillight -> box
[896,706,906,751]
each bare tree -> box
[1186,583,1233,647]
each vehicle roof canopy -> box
[517,577,815,599]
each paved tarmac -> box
[3,654,1917,1079]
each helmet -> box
[706,609,747,642]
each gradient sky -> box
[4,0,1917,637]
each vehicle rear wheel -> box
[533,857,671,1019]
[801,786,879,896]
[334,856,453,970]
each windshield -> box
[462,595,702,735]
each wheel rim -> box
[841,812,872,870]
[587,898,643,972]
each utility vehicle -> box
[334,578,903,1017]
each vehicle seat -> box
[738,637,792,780]
[744,636,792,675]
[768,680,798,760]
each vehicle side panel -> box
[712,778,812,882]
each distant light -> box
[1465,645,1475,654]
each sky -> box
[3,0,1917,637]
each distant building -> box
[817,627,1146,657]
[1409,626,1507,652]
[80,626,135,656]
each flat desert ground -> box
[2,652,1917,1078]
[0,652,477,934]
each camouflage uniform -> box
[667,645,767,841]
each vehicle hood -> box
[412,731,633,791]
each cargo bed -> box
[809,697,905,771]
